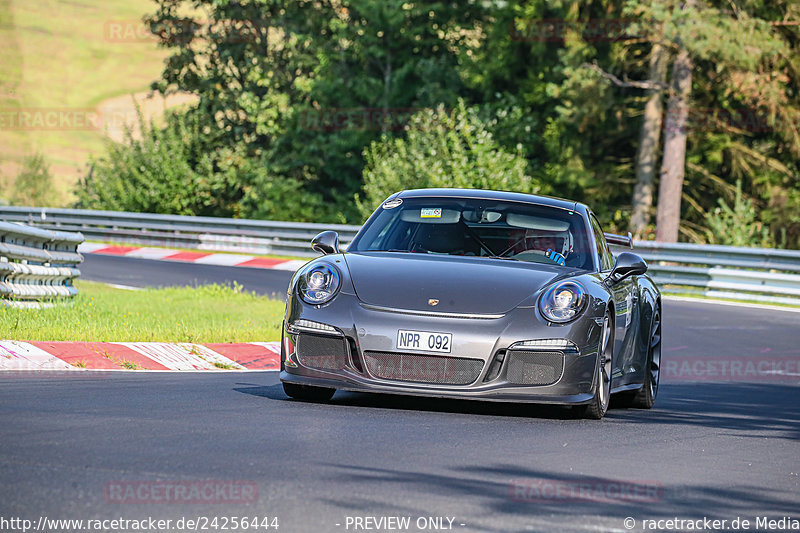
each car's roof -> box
[395,188,586,213]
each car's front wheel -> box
[580,310,613,420]
[282,382,336,401]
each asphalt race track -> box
[1,255,798,532]
[79,253,296,298]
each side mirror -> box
[605,252,647,286]
[311,231,340,255]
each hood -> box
[344,252,565,315]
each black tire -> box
[282,382,336,401]
[624,306,661,409]
[580,310,613,420]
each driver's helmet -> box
[525,229,573,262]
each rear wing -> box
[604,232,633,249]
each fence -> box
[1,206,798,305]
[0,220,85,307]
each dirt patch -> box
[95,90,198,143]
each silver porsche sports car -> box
[280,188,662,419]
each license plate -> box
[397,330,453,353]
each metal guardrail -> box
[1,206,798,305]
[0,221,84,307]
[611,241,800,306]
[0,206,360,258]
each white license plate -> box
[397,330,453,353]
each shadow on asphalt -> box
[233,382,576,419]
[233,382,287,400]
[611,382,800,439]
[233,381,800,435]
[317,462,799,520]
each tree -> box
[655,2,694,243]
[704,180,773,248]
[77,111,243,216]
[11,153,58,207]
[359,102,540,218]
[145,0,488,222]
[585,0,793,242]
[630,42,667,237]
[77,0,800,246]
[464,0,643,226]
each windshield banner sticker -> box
[420,208,442,218]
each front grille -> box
[295,333,348,371]
[363,351,484,385]
[506,350,565,385]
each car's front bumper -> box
[280,371,596,405]
[280,293,604,405]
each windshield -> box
[350,197,595,270]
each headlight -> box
[297,263,341,305]
[539,281,587,323]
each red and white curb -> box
[0,340,281,371]
[78,243,308,271]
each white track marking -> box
[77,242,109,253]
[270,260,308,271]
[177,343,246,369]
[122,247,178,260]
[116,343,245,370]
[194,254,256,266]
[79,242,308,270]
[0,341,77,371]
[249,342,282,355]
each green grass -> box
[0,280,286,342]
[0,0,170,201]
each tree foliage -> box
[76,110,334,221]
[11,153,59,207]
[76,0,800,248]
[703,180,774,248]
[359,102,540,217]
[78,111,242,216]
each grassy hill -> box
[0,0,171,205]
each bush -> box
[704,181,774,248]
[358,101,542,219]
[10,153,59,207]
[76,110,245,216]
[239,170,333,223]
[75,108,335,222]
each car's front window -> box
[350,197,594,270]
